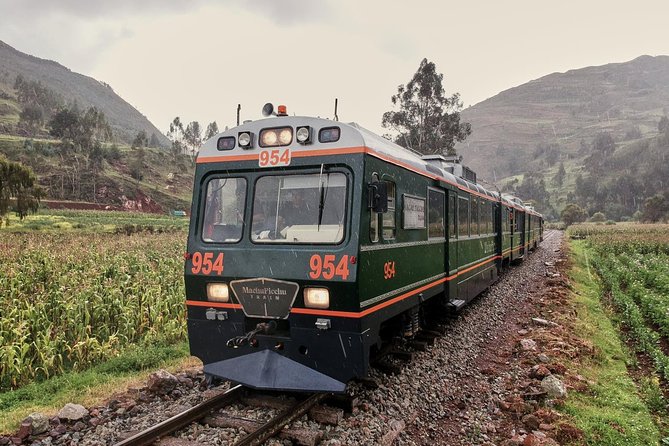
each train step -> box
[446,299,466,312]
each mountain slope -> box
[457,55,669,180]
[0,40,168,145]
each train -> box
[184,104,543,393]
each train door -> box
[448,193,457,275]
[518,210,526,257]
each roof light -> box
[277,105,287,116]
[259,127,292,147]
[296,126,311,144]
[238,131,253,149]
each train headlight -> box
[238,132,253,149]
[207,283,230,302]
[261,130,278,146]
[279,129,292,145]
[304,287,329,309]
[259,127,292,147]
[296,126,312,144]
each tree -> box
[560,203,588,226]
[641,194,668,222]
[167,117,186,160]
[592,132,615,157]
[382,58,471,155]
[590,211,606,222]
[132,130,148,149]
[48,108,80,140]
[130,147,146,181]
[149,133,161,148]
[19,104,44,136]
[553,161,566,187]
[205,121,219,140]
[184,121,202,156]
[0,156,42,221]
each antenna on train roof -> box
[334,98,339,121]
[236,104,241,126]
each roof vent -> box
[421,154,476,183]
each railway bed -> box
[4,231,563,445]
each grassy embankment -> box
[563,224,669,445]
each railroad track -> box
[114,385,340,446]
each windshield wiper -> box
[317,164,326,230]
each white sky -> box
[2,0,669,136]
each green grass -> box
[563,240,663,445]
[0,209,189,232]
[0,341,194,434]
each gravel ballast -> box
[2,231,567,446]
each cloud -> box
[0,0,210,20]
[237,0,335,25]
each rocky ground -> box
[2,230,586,446]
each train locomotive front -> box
[185,113,371,393]
[184,107,544,394]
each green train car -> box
[185,106,543,393]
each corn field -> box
[569,224,669,381]
[0,232,186,390]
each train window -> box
[471,198,479,236]
[370,174,379,243]
[319,127,340,143]
[251,173,347,244]
[217,137,235,151]
[458,196,469,237]
[428,189,445,239]
[448,195,456,239]
[382,182,396,240]
[202,177,247,243]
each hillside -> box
[456,55,669,220]
[0,135,194,213]
[0,40,168,145]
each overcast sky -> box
[2,0,669,136]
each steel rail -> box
[114,384,244,446]
[235,392,327,446]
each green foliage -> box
[204,121,219,140]
[132,130,148,149]
[18,104,44,136]
[553,161,566,188]
[0,232,187,390]
[184,120,202,156]
[642,193,669,223]
[564,240,663,445]
[561,203,588,226]
[382,58,471,156]
[0,156,42,220]
[590,211,606,222]
[13,75,62,118]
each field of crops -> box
[569,224,669,383]
[0,209,189,233]
[0,232,187,390]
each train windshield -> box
[252,173,347,244]
[202,177,247,243]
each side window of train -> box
[458,196,469,238]
[382,181,396,240]
[448,195,456,239]
[471,198,479,236]
[428,188,445,239]
[369,174,380,243]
